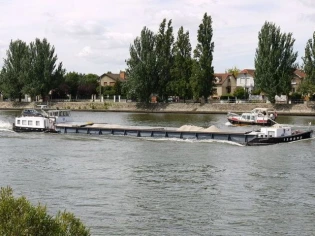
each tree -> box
[156,19,174,101]
[26,38,65,101]
[302,31,315,83]
[0,186,90,235]
[77,73,98,99]
[0,40,30,101]
[126,27,157,102]
[233,87,247,99]
[64,72,83,99]
[226,66,240,77]
[170,26,193,102]
[190,13,215,102]
[254,22,298,103]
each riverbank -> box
[0,101,315,116]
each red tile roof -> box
[294,69,306,78]
[214,73,235,85]
[239,69,255,77]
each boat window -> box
[17,120,20,124]
[22,120,27,125]
[28,120,33,125]
[36,121,40,126]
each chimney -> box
[120,71,125,80]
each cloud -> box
[0,0,314,74]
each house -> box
[236,69,255,94]
[291,69,306,93]
[99,71,126,87]
[212,73,237,98]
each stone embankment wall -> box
[0,101,315,115]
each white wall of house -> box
[236,73,255,93]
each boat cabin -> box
[47,110,72,123]
[250,125,292,138]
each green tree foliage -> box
[302,31,315,84]
[298,79,315,95]
[156,19,174,101]
[254,22,298,103]
[77,74,98,99]
[64,72,83,99]
[226,66,240,77]
[0,186,90,235]
[233,87,247,99]
[126,27,157,102]
[0,40,30,101]
[190,13,215,101]
[170,26,193,101]
[27,38,65,101]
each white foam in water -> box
[0,120,13,131]
[145,137,244,146]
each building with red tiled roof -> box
[236,69,255,94]
[291,69,306,93]
[212,73,236,98]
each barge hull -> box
[55,125,256,145]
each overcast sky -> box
[0,0,314,75]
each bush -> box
[220,94,235,100]
[0,186,90,236]
[233,87,247,99]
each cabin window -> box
[28,120,33,125]
[36,121,40,126]
[22,120,27,125]
[17,120,20,124]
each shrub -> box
[220,94,235,100]
[0,186,90,236]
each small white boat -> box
[13,108,72,133]
[227,108,277,126]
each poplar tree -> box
[254,21,298,103]
[170,26,193,101]
[126,27,157,102]
[26,38,64,101]
[190,13,215,102]
[156,19,174,101]
[0,40,30,101]
[302,31,315,83]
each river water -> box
[0,110,315,235]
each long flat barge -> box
[55,123,257,145]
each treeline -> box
[0,38,103,101]
[255,23,315,103]
[124,18,315,103]
[125,13,214,103]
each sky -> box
[0,0,314,76]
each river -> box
[0,110,315,235]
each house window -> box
[103,82,107,86]
[110,82,115,86]
[28,120,33,125]
[226,86,231,94]
[36,121,40,126]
